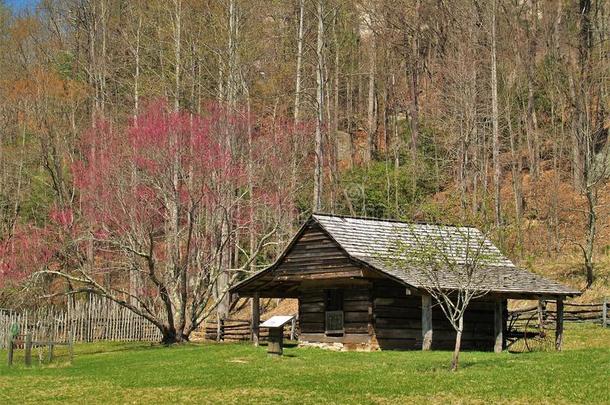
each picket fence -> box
[0,295,161,349]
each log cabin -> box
[230,214,579,351]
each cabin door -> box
[324,289,344,335]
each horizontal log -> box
[374,318,421,328]
[205,326,251,333]
[277,270,364,281]
[374,309,421,319]
[207,318,250,323]
[562,302,603,308]
[278,258,356,268]
[374,298,420,307]
[290,243,342,253]
[375,328,420,339]
[374,312,421,320]
[299,322,325,333]
[300,313,325,323]
[284,251,350,262]
[344,325,369,334]
[300,279,372,289]
[562,309,604,314]
[299,296,324,305]
[204,324,250,329]
[344,312,369,323]
[344,291,371,301]
[343,301,369,312]
[296,229,327,237]
[300,302,325,312]
[300,291,324,299]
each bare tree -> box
[390,223,501,371]
[490,0,501,228]
[570,0,609,288]
[576,127,610,288]
[313,0,325,211]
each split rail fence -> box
[203,317,298,342]
[508,299,609,328]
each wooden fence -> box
[2,297,605,349]
[508,299,609,328]
[203,317,298,342]
[0,295,162,349]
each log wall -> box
[275,224,364,279]
[298,278,505,351]
[371,280,503,350]
[298,287,372,349]
[372,281,421,350]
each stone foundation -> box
[298,340,375,352]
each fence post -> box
[68,329,74,363]
[290,316,296,341]
[251,293,260,346]
[603,297,607,328]
[47,343,54,363]
[7,336,14,366]
[537,299,545,333]
[24,332,32,367]
[555,298,564,351]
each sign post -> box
[259,316,295,356]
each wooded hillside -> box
[0,0,608,318]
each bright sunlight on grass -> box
[1,323,609,404]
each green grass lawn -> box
[1,323,609,404]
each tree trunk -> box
[524,0,539,179]
[173,0,182,112]
[491,0,501,228]
[451,314,464,372]
[366,35,376,163]
[161,326,189,345]
[407,0,421,196]
[293,0,304,125]
[313,0,324,211]
[290,0,305,227]
[584,185,596,288]
[506,95,523,255]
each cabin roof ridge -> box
[312,212,477,229]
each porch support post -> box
[494,299,503,353]
[251,292,260,346]
[555,297,564,351]
[422,294,433,351]
[537,299,545,333]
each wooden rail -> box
[508,299,609,328]
[203,318,298,342]
[7,331,74,367]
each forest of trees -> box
[0,0,608,341]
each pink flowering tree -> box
[9,101,294,344]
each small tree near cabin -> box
[391,224,500,371]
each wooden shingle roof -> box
[231,214,580,298]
